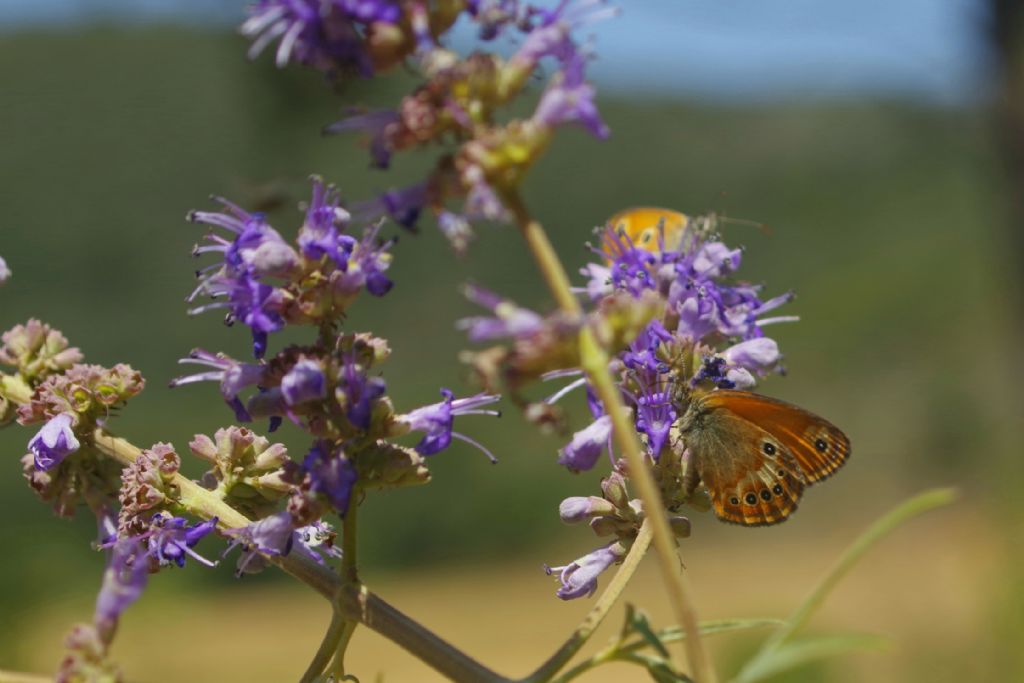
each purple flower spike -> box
[545,541,624,600]
[29,412,80,471]
[558,414,612,472]
[401,389,501,460]
[281,359,327,406]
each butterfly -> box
[677,389,851,526]
[604,206,690,257]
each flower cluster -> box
[246,1,615,252]
[457,212,796,598]
[174,182,501,573]
[242,0,463,75]
[187,177,394,357]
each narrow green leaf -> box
[735,633,890,683]
[651,618,787,645]
[628,608,672,659]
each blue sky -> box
[0,0,993,103]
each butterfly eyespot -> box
[763,442,776,455]
[759,489,772,502]
[744,492,758,505]
[772,484,784,495]
[815,438,828,453]
[729,496,740,505]
[777,468,786,477]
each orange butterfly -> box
[604,206,690,257]
[678,389,851,526]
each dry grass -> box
[10,503,1004,682]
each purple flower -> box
[457,285,545,342]
[241,0,377,73]
[544,541,624,600]
[187,200,293,357]
[226,512,343,576]
[224,510,295,575]
[353,183,428,230]
[533,53,609,138]
[338,357,388,430]
[324,109,401,169]
[558,496,613,523]
[144,513,218,569]
[513,0,616,67]
[93,538,149,642]
[400,389,500,460]
[558,414,612,472]
[189,198,298,278]
[28,412,80,471]
[296,519,343,563]
[722,338,780,374]
[298,177,356,265]
[0,255,10,284]
[600,227,658,297]
[334,221,395,298]
[170,349,264,421]
[281,359,327,406]
[632,380,676,460]
[621,321,672,375]
[303,443,358,515]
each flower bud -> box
[669,515,692,538]
[600,471,629,510]
[559,496,614,523]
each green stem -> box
[89,429,500,680]
[329,501,361,679]
[501,191,717,683]
[300,611,348,683]
[330,620,359,681]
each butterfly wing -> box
[685,406,807,526]
[604,207,689,256]
[702,390,851,485]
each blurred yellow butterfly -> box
[603,207,690,258]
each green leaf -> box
[650,618,786,646]
[627,606,672,659]
[618,652,694,683]
[734,633,890,683]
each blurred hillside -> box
[1,27,1021,682]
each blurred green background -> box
[2,16,1022,683]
